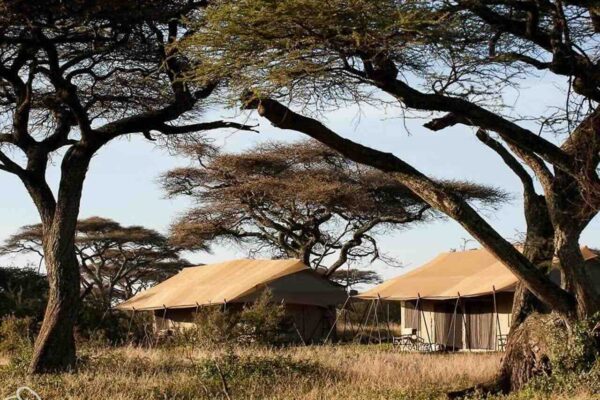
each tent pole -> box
[446,295,460,351]
[365,298,380,344]
[126,308,136,343]
[347,299,360,336]
[381,295,392,342]
[492,286,502,351]
[418,293,433,351]
[324,295,351,343]
[356,299,374,343]
[459,293,471,351]
[155,305,168,347]
[413,296,420,333]
[372,297,382,344]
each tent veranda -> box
[345,247,599,351]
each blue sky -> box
[0,73,598,283]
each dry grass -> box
[0,344,501,400]
[0,345,597,399]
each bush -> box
[173,289,290,349]
[549,312,600,374]
[238,289,288,345]
[0,266,47,322]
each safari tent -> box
[356,246,599,351]
[117,259,347,342]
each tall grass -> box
[0,344,500,399]
[0,344,596,399]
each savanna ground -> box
[0,344,598,400]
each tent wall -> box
[400,293,513,351]
[433,302,463,350]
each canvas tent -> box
[117,259,348,342]
[356,246,599,351]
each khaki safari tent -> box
[353,246,599,352]
[117,259,347,343]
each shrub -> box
[549,312,600,374]
[238,289,288,345]
[172,289,291,349]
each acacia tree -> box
[183,0,600,391]
[163,140,504,279]
[1,217,188,311]
[0,1,253,372]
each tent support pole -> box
[155,305,168,347]
[492,286,502,351]
[324,295,351,343]
[414,296,420,331]
[372,297,382,344]
[380,295,392,342]
[347,299,360,336]
[386,301,392,341]
[356,299,374,343]
[459,294,471,351]
[446,295,460,351]
[418,293,433,351]
[126,308,136,343]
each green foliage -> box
[182,0,446,104]
[0,315,34,370]
[238,289,288,345]
[0,266,47,321]
[173,289,290,349]
[549,312,600,375]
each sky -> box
[0,73,598,284]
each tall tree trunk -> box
[496,193,555,391]
[28,145,92,373]
[555,230,600,317]
[29,237,80,373]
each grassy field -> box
[0,345,597,399]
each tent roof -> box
[357,246,598,301]
[116,258,346,311]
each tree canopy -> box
[1,217,188,309]
[164,140,505,276]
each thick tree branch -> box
[363,71,576,174]
[152,120,258,136]
[244,95,576,316]
[476,129,536,195]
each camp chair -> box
[497,333,508,351]
[393,328,421,351]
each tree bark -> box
[28,145,92,373]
